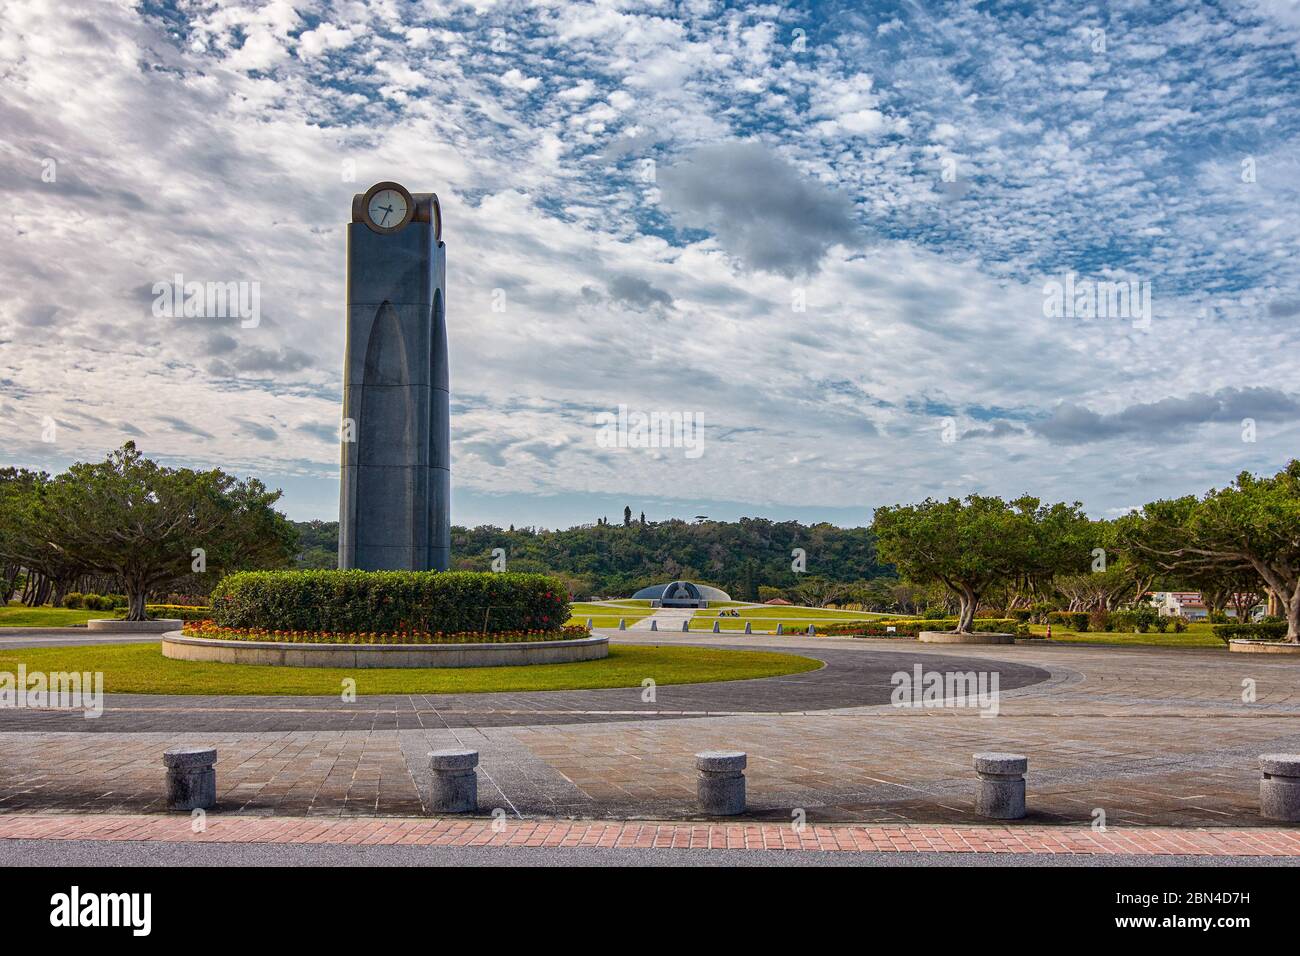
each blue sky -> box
[2,0,1299,528]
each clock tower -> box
[338,182,450,571]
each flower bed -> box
[183,621,589,645]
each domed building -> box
[632,580,731,608]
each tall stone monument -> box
[338,181,450,571]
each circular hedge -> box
[209,570,571,635]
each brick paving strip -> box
[0,812,1297,855]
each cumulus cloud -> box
[1033,388,1300,444]
[658,143,861,277]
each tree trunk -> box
[956,586,977,633]
[1287,583,1300,643]
[126,585,148,622]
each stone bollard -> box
[776,623,784,635]
[712,620,721,633]
[696,751,746,815]
[744,622,752,634]
[650,619,658,631]
[973,753,1027,819]
[618,618,626,630]
[1259,754,1300,822]
[586,617,593,628]
[681,619,690,632]
[428,748,479,813]
[164,747,217,811]
[806,624,815,636]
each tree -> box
[791,575,846,608]
[873,495,1037,633]
[623,506,632,527]
[22,443,296,620]
[0,467,90,606]
[1118,461,1300,642]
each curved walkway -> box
[0,632,1296,826]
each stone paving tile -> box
[0,812,1297,856]
[0,636,1296,824]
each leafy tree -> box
[0,467,90,606]
[623,506,632,527]
[1119,462,1300,641]
[22,443,296,620]
[791,575,847,608]
[873,495,1031,632]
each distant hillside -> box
[290,516,890,599]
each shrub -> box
[1109,605,1159,633]
[821,617,1025,638]
[1171,616,1188,632]
[1009,609,1033,623]
[1212,621,1289,645]
[146,604,212,622]
[1208,610,1229,625]
[80,593,108,611]
[62,592,84,609]
[209,570,571,634]
[1048,611,1088,631]
[1087,608,1109,632]
[922,607,948,620]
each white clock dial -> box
[367,189,408,229]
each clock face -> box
[367,188,409,230]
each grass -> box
[0,605,123,627]
[0,642,822,695]
[696,606,893,620]
[1028,623,1223,648]
[566,601,653,629]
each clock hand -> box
[380,203,394,224]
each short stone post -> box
[164,747,217,811]
[712,620,721,633]
[744,622,752,634]
[618,618,626,630]
[806,624,815,636]
[681,619,690,632]
[776,623,784,635]
[650,619,658,631]
[696,751,746,815]
[973,753,1027,819]
[428,748,479,813]
[1259,754,1300,822]
[585,617,593,628]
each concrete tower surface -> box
[339,182,450,571]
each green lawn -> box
[0,605,122,627]
[0,641,821,695]
[1028,623,1223,648]
[697,606,894,620]
[566,602,653,629]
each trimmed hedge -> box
[209,570,570,634]
[147,604,212,622]
[1213,622,1289,645]
[821,618,1027,638]
[1048,611,1089,631]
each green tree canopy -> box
[1118,461,1300,641]
[19,443,297,620]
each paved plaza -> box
[1,631,1297,837]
